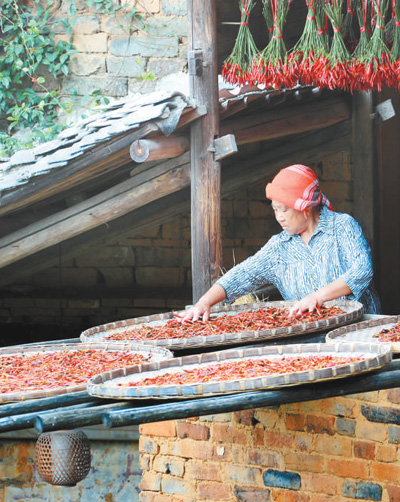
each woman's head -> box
[265,164,332,212]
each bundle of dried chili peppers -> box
[0,349,152,394]
[221,0,259,85]
[220,0,400,93]
[104,305,345,342]
[121,354,362,387]
[252,0,295,88]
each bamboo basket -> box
[80,299,364,350]
[0,342,173,403]
[86,341,391,400]
[326,315,400,353]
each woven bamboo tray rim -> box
[0,342,173,404]
[86,342,391,400]
[326,315,400,353]
[80,299,364,350]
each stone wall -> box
[0,438,141,501]
[138,389,400,501]
[49,0,188,121]
[0,149,355,344]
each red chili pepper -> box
[105,306,345,342]
[122,354,362,388]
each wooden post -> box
[187,0,222,303]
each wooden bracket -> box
[213,134,238,161]
[188,50,203,76]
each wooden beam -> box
[130,135,189,163]
[0,162,190,269]
[188,0,222,302]
[0,122,351,286]
[221,96,351,145]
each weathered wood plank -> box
[188,0,222,302]
[221,97,351,145]
[0,164,190,269]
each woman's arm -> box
[289,279,352,316]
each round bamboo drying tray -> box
[86,341,391,400]
[0,342,173,403]
[80,299,364,350]
[326,315,400,353]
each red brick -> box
[301,472,340,495]
[387,485,400,502]
[376,444,398,463]
[212,423,248,445]
[185,460,222,481]
[387,388,400,404]
[247,448,279,467]
[154,496,172,502]
[253,427,265,446]
[197,481,232,500]
[233,409,255,426]
[314,436,352,457]
[371,461,400,482]
[139,437,160,455]
[167,437,213,460]
[264,430,295,450]
[140,421,177,438]
[211,444,233,461]
[273,490,310,502]
[176,421,210,441]
[286,413,306,431]
[354,440,375,460]
[326,458,368,479]
[306,415,335,435]
[233,487,271,502]
[140,493,156,502]
[139,472,162,491]
[284,452,325,473]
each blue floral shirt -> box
[216,206,381,314]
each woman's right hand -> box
[175,284,227,323]
[178,300,212,322]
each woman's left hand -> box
[289,293,320,317]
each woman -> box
[181,164,381,321]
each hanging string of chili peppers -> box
[221,0,400,93]
[253,0,294,88]
[221,0,259,85]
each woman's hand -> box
[289,293,320,317]
[289,279,352,317]
[175,284,227,323]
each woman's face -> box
[271,200,309,235]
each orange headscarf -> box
[265,164,332,212]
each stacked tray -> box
[0,342,173,403]
[326,315,400,353]
[87,342,391,400]
[80,299,364,350]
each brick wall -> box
[138,389,400,501]
[0,149,355,343]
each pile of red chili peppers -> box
[221,0,400,92]
[0,349,152,394]
[122,354,362,387]
[105,305,345,342]
[373,322,400,342]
